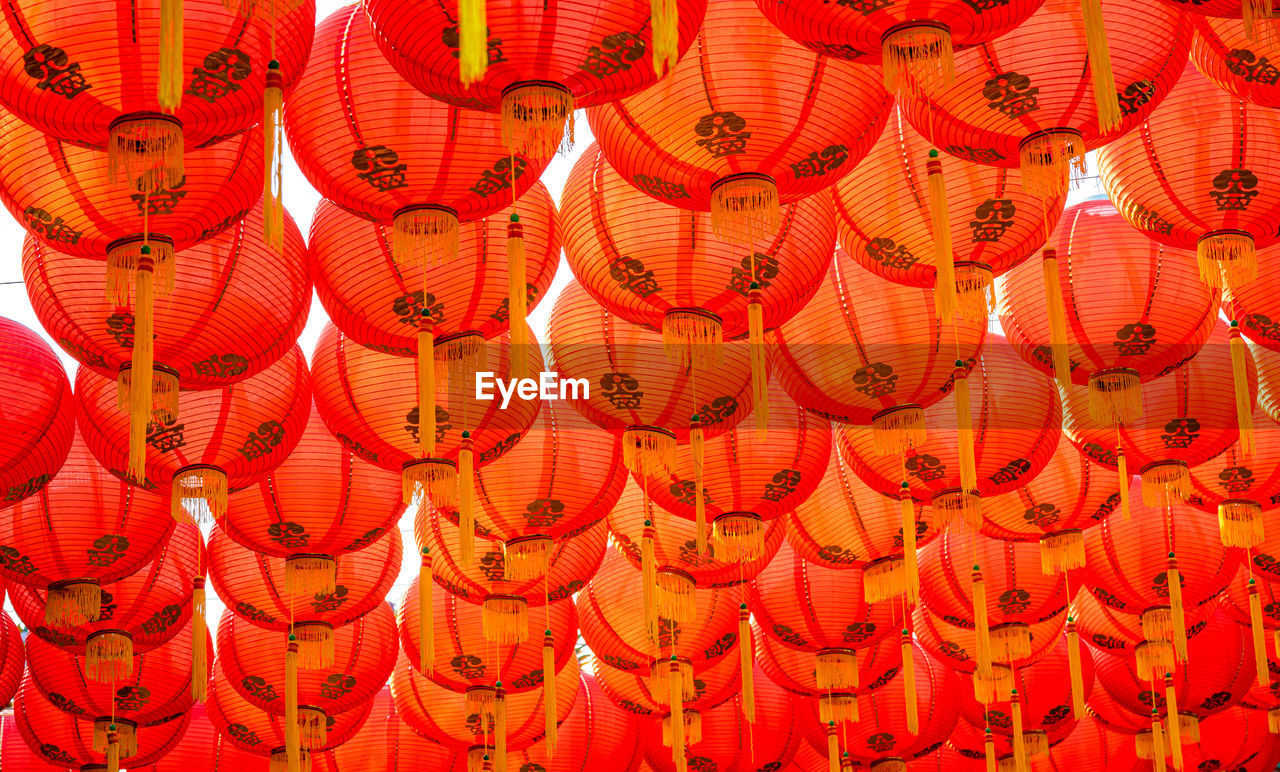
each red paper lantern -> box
[0,431,175,626]
[595,645,742,718]
[1254,339,1280,423]
[1184,406,1280,549]
[897,0,1189,202]
[1148,703,1275,771]
[1229,241,1280,354]
[1191,16,1280,108]
[1098,63,1280,289]
[507,673,643,772]
[914,602,1066,678]
[330,687,458,772]
[754,621,904,701]
[0,610,24,709]
[1036,715,1142,771]
[959,635,1095,746]
[587,0,889,242]
[149,703,340,772]
[0,713,62,772]
[0,315,75,509]
[77,345,312,522]
[1074,588,1217,657]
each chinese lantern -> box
[639,381,831,564]
[546,279,755,480]
[587,0,889,244]
[914,602,1066,681]
[1074,589,1216,660]
[1082,481,1241,663]
[835,107,1064,322]
[1088,672,1151,736]
[595,645,742,720]
[1098,63,1280,291]
[754,621,904,709]
[748,540,903,693]
[1039,715,1142,771]
[508,673,643,772]
[1184,406,1280,548]
[76,345,312,523]
[898,0,1189,203]
[561,142,836,418]
[152,702,342,772]
[0,315,75,509]
[980,432,1121,572]
[26,621,210,756]
[1063,320,1255,508]
[841,334,1061,533]
[0,713,60,772]
[1133,703,1273,771]
[219,406,406,599]
[14,677,189,771]
[364,0,708,156]
[24,200,311,403]
[610,477,786,589]
[1191,16,1280,110]
[0,610,24,708]
[0,0,312,188]
[1254,339,1280,422]
[208,524,402,663]
[0,432,174,627]
[331,687,458,772]
[10,523,202,683]
[997,198,1219,418]
[1229,241,1280,354]
[944,710,1076,769]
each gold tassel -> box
[419,548,434,673]
[871,405,927,457]
[1079,0,1121,131]
[1271,708,1280,734]
[1167,555,1188,661]
[86,631,134,682]
[482,595,529,644]
[1040,248,1072,386]
[670,658,687,772]
[902,629,918,734]
[285,637,300,772]
[458,0,487,86]
[955,262,994,322]
[663,309,722,371]
[297,708,327,749]
[543,632,557,756]
[1141,462,1191,507]
[1019,131,1084,205]
[494,687,508,772]
[827,722,841,772]
[655,569,696,624]
[393,205,460,268]
[901,485,919,604]
[1243,0,1277,41]
[106,725,120,772]
[1150,715,1169,772]
[953,362,977,493]
[171,466,228,523]
[623,427,677,482]
[1220,501,1265,548]
[1251,580,1270,687]
[1274,628,1280,664]
[504,535,552,582]
[1089,369,1142,427]
[881,23,955,92]
[927,151,958,321]
[643,519,658,642]
[691,416,708,555]
[935,489,982,533]
[403,458,456,509]
[117,365,179,429]
[711,513,766,563]
[128,248,156,485]
[507,215,529,380]
[1197,230,1256,289]
[864,556,907,604]
[991,624,1033,662]
[974,663,1014,704]
[815,649,859,691]
[192,577,207,701]
[294,622,335,670]
[108,116,184,195]
[651,0,678,75]
[739,604,755,723]
[271,748,312,772]
[158,0,183,111]
[819,694,859,724]
[418,323,437,458]
[1230,322,1256,459]
[1164,676,1184,770]
[1066,620,1086,720]
[284,555,336,597]
[1012,690,1028,772]
[501,83,574,158]
[45,580,101,627]
[973,566,993,677]
[460,432,475,566]
[748,284,768,440]
[1040,530,1086,573]
[1117,447,1131,520]
[662,711,703,747]
[263,62,284,251]
[985,729,998,772]
[95,720,137,757]
[709,173,780,245]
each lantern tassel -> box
[1243,0,1277,39]
[739,605,755,722]
[926,151,958,321]
[881,24,955,92]
[1165,676,1184,770]
[815,649,858,691]
[827,722,841,772]
[691,417,708,554]
[1151,714,1168,772]
[1220,501,1264,548]
[1167,555,1187,661]
[1198,230,1257,289]
[900,486,920,603]
[973,567,993,677]
[985,729,997,772]
[107,726,120,772]
[501,83,574,158]
[872,406,927,456]
[1079,0,1122,132]
[285,637,300,772]
[158,0,183,111]
[459,433,475,566]
[263,62,284,251]
[128,250,156,485]
[651,0,678,75]
[1012,690,1028,772]
[1066,621,1086,719]
[458,0,487,85]
[45,580,101,627]
[507,215,529,380]
[393,206,460,268]
[171,466,228,523]
[748,284,768,439]
[543,632,557,755]
[1117,448,1131,520]
[1040,530,1086,573]
[953,363,977,493]
[902,630,918,734]
[710,173,779,245]
[1089,369,1142,426]
[418,323,437,458]
[643,519,658,642]
[623,427,677,481]
[1251,580,1270,687]
[419,549,434,673]
[85,632,133,682]
[192,577,207,701]
[670,660,687,772]
[1230,323,1256,459]
[1271,708,1280,734]
[1041,249,1072,386]
[481,595,529,644]
[494,687,508,772]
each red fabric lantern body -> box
[0,713,64,772]
[24,201,311,390]
[310,187,560,356]
[0,315,74,509]
[0,432,174,620]
[0,611,21,709]
[1075,586,1217,655]
[152,703,340,772]
[1192,17,1280,109]
[285,5,553,228]
[331,687,458,772]
[595,645,742,717]
[562,142,836,342]
[0,0,313,149]
[508,674,643,772]
[770,246,987,426]
[959,635,1095,741]
[587,0,890,234]
[755,621,903,699]
[1098,63,1280,288]
[914,602,1066,674]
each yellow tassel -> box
[171,465,228,523]
[504,535,552,582]
[95,720,137,757]
[819,694,859,724]
[1011,690,1028,772]
[294,622,335,670]
[670,658,687,772]
[263,63,284,251]
[973,663,1014,704]
[926,151,958,321]
[460,433,475,566]
[955,261,994,322]
[691,417,708,555]
[284,555,336,597]
[1089,369,1142,427]
[106,726,120,772]
[651,0,678,75]
[1150,715,1169,772]
[1243,0,1277,40]
[418,324,436,458]
[711,513,766,563]
[158,0,183,111]
[642,519,658,642]
[864,556,907,604]
[192,577,207,701]
[1271,708,1280,734]
[393,205,460,268]
[748,285,768,440]
[543,632,557,756]
[1164,676,1184,770]
[117,365,179,428]
[1274,629,1280,663]
[871,405,927,457]
[1141,462,1191,507]
[1166,555,1188,661]
[973,566,993,677]
[902,630,918,735]
[1251,580,1270,687]
[900,485,920,604]
[501,83,574,158]
[1230,323,1256,459]
[623,427,677,481]
[402,458,456,508]
[285,637,300,772]
[271,748,313,772]
[663,711,703,746]
[1066,621,1086,720]
[108,116,184,195]
[953,364,977,493]
[663,309,723,371]
[85,631,133,682]
[45,580,101,627]
[985,729,998,772]
[1220,501,1265,548]
[815,649,859,690]
[739,605,755,723]
[482,595,529,644]
[1079,0,1121,132]
[507,215,529,380]
[458,0,488,86]
[1040,249,1072,386]
[419,549,434,673]
[128,249,156,485]
[1040,530,1086,573]
[297,708,327,750]
[935,489,982,533]
[827,722,841,772]
[709,173,780,245]
[655,569,697,624]
[1197,230,1256,289]
[1019,131,1084,205]
[1117,447,1131,520]
[991,623,1033,662]
[881,23,955,92]
[494,687,508,772]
